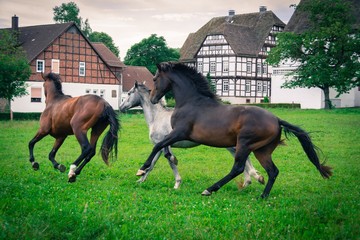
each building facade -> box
[3,16,124,112]
[180,8,285,104]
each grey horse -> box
[120,82,265,189]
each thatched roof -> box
[285,0,360,33]
[180,11,285,61]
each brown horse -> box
[28,73,120,182]
[138,62,332,198]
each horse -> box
[120,82,264,189]
[137,62,332,198]
[28,73,120,182]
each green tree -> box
[89,31,120,57]
[53,2,121,56]
[267,0,360,109]
[124,34,180,74]
[0,30,31,120]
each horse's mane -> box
[46,73,65,96]
[159,62,218,100]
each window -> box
[222,80,229,92]
[100,89,105,98]
[93,89,98,95]
[197,62,203,73]
[85,89,91,94]
[223,61,229,72]
[112,90,117,98]
[79,62,85,76]
[31,87,42,102]
[263,82,268,93]
[51,59,60,74]
[257,63,262,74]
[36,60,45,73]
[210,62,216,72]
[245,81,250,92]
[246,62,252,73]
[257,82,262,92]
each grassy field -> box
[0,108,359,239]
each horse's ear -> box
[156,63,161,71]
[143,81,146,85]
[135,81,138,88]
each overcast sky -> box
[0,0,299,60]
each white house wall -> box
[11,81,121,112]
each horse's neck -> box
[45,85,65,104]
[172,75,202,107]
[141,97,169,127]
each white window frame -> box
[197,62,203,73]
[222,80,229,92]
[257,82,262,92]
[257,63,262,74]
[36,60,45,73]
[210,62,216,72]
[79,62,86,76]
[223,61,229,72]
[245,81,251,93]
[51,59,60,74]
[246,61,252,73]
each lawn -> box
[0,108,359,239]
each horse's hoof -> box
[201,189,212,196]
[68,174,77,183]
[57,164,66,173]
[32,162,39,171]
[258,176,265,185]
[136,169,146,176]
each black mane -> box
[46,73,65,96]
[159,62,218,100]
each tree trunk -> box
[323,87,332,109]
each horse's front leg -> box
[137,130,186,176]
[137,150,163,183]
[28,131,48,170]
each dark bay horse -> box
[120,82,264,189]
[28,73,120,182]
[138,62,332,198]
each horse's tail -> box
[278,119,332,179]
[101,104,120,165]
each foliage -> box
[89,31,120,57]
[53,2,119,57]
[206,72,216,93]
[0,109,359,239]
[124,34,180,74]
[267,0,360,109]
[0,30,31,103]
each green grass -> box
[0,108,359,239]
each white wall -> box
[11,82,121,112]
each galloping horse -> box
[138,62,332,198]
[28,73,120,182]
[120,82,264,189]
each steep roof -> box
[122,66,154,91]
[285,0,360,33]
[92,42,126,68]
[16,22,73,62]
[180,11,285,61]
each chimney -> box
[228,10,235,17]
[12,15,19,31]
[259,6,267,13]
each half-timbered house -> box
[4,16,125,112]
[180,7,285,104]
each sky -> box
[0,0,300,60]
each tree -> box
[267,0,360,109]
[53,2,120,56]
[89,31,120,57]
[124,34,180,74]
[0,30,31,120]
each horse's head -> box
[120,81,150,112]
[150,62,173,104]
[42,72,64,98]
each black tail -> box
[101,104,120,165]
[279,119,332,178]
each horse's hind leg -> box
[226,147,264,188]
[48,137,67,172]
[138,150,162,183]
[164,146,182,189]
[68,130,92,182]
[202,146,250,196]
